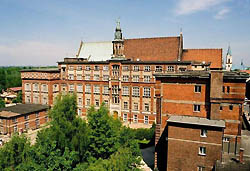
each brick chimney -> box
[210,71,224,120]
[239,148,244,163]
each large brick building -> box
[154,70,249,170]
[21,22,223,128]
[0,104,49,135]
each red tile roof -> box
[124,37,180,61]
[8,87,22,92]
[240,70,250,74]
[182,49,222,69]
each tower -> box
[112,19,125,58]
[226,45,232,71]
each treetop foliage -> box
[0,94,142,170]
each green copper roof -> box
[227,45,232,56]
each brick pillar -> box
[154,79,162,169]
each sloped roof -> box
[124,37,180,61]
[182,49,222,69]
[0,104,49,117]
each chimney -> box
[239,148,244,163]
[177,30,183,61]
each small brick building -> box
[164,115,225,171]
[0,104,49,135]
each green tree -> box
[12,91,22,103]
[0,98,5,108]
[87,104,122,159]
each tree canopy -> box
[0,94,142,170]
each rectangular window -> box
[133,75,139,82]
[200,129,207,137]
[12,117,17,124]
[155,66,162,72]
[227,86,230,93]
[222,86,225,93]
[33,83,39,91]
[77,84,83,92]
[144,103,150,111]
[167,66,174,72]
[69,66,74,71]
[85,84,91,93]
[132,87,140,96]
[77,74,82,80]
[77,66,82,71]
[85,66,91,71]
[199,147,206,156]
[123,75,129,82]
[103,65,109,71]
[144,116,149,124]
[134,103,138,110]
[229,105,233,110]
[78,97,82,106]
[122,86,129,95]
[220,106,223,111]
[144,76,151,82]
[13,125,18,132]
[69,74,74,80]
[133,115,138,123]
[53,84,58,92]
[197,166,205,171]
[104,100,108,106]
[144,66,151,72]
[25,83,31,91]
[194,104,201,112]
[69,84,74,92]
[223,137,230,142]
[86,99,90,106]
[123,114,128,122]
[94,75,99,81]
[103,85,109,94]
[112,85,119,95]
[124,102,128,109]
[42,84,48,92]
[133,65,139,71]
[95,99,99,106]
[144,87,151,97]
[85,74,90,80]
[103,75,109,81]
[42,97,48,105]
[77,108,82,116]
[24,115,29,121]
[94,66,99,71]
[123,66,129,71]
[25,122,29,130]
[195,85,201,93]
[94,85,100,94]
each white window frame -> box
[123,113,128,122]
[69,84,74,92]
[199,147,206,156]
[94,75,99,81]
[144,66,151,72]
[95,99,99,106]
[77,66,82,71]
[167,66,174,72]
[133,65,139,71]
[155,66,162,72]
[85,84,91,93]
[132,87,140,96]
[143,87,151,97]
[77,84,83,92]
[94,65,100,71]
[85,66,91,71]
[69,74,74,80]
[103,75,109,81]
[200,129,207,137]
[94,85,100,94]
[103,85,109,95]
[103,65,109,71]
[144,103,150,111]
[133,114,138,123]
[122,86,129,95]
[133,75,139,82]
[194,104,201,112]
[86,99,90,106]
[77,74,82,80]
[134,102,139,111]
[195,85,201,93]
[85,74,90,80]
[123,66,129,71]
[123,75,129,82]
[144,76,151,82]
[123,101,128,110]
[144,116,149,124]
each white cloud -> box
[0,41,75,66]
[214,8,230,19]
[175,0,230,15]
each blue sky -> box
[0,0,249,68]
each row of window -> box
[123,114,149,124]
[25,83,48,92]
[68,65,175,72]
[123,102,150,111]
[12,113,40,124]
[68,74,152,82]
[13,118,43,132]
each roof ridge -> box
[184,48,222,50]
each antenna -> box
[76,40,83,58]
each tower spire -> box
[225,44,232,71]
[112,19,125,58]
